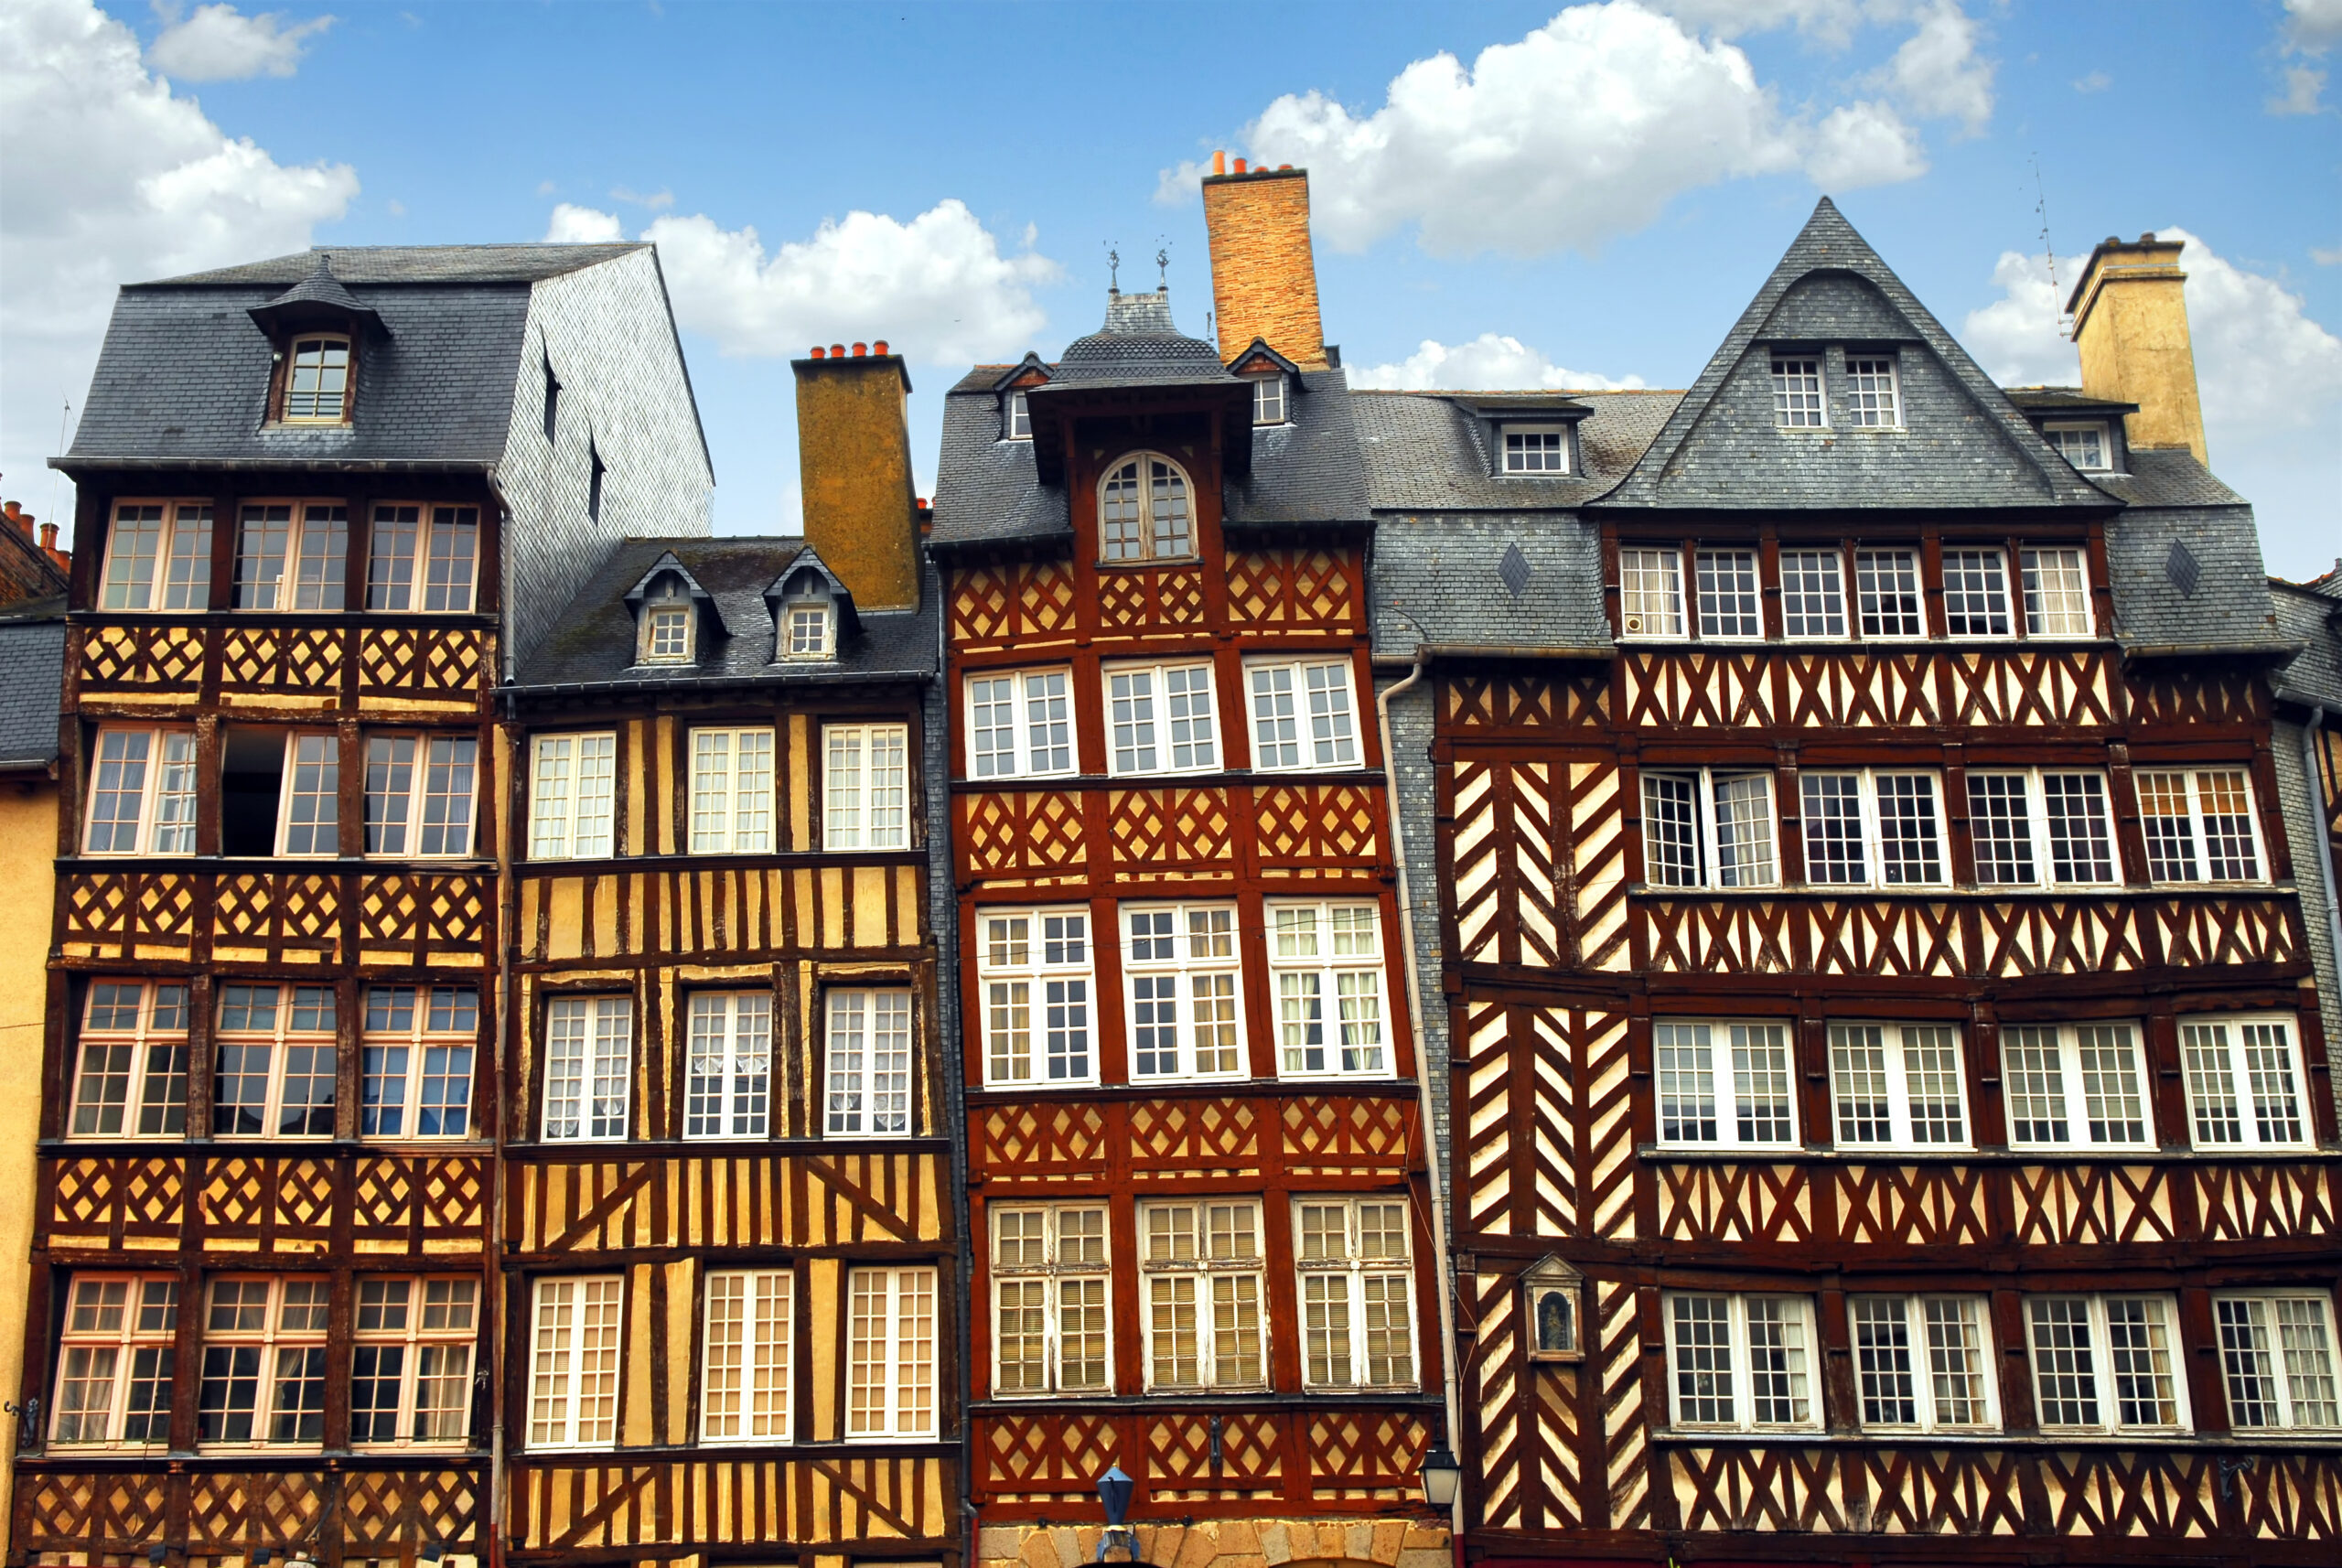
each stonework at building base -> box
[980,1517,1452,1568]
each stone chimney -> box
[1201,152,1327,369]
[790,340,919,612]
[2068,233,2208,466]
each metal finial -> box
[1107,248,1120,290]
[1155,248,1168,287]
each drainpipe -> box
[2304,707,2342,1022]
[488,690,516,1568]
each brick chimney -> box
[2068,233,2208,466]
[790,341,919,612]
[1202,153,1328,370]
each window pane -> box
[104,506,165,609]
[162,506,213,610]
[1731,1025,1792,1144]
[2136,771,2198,881]
[1618,548,1683,637]
[1800,774,1866,883]
[1641,775,1700,887]
[1101,460,1144,560]
[368,506,420,610]
[2194,770,2260,880]
[2029,1299,2100,1426]
[1656,1023,1716,1143]
[1844,357,1899,427]
[424,508,478,613]
[2022,547,2092,636]
[1832,1025,1892,1144]
[1968,774,2036,885]
[1771,357,1825,427]
[1713,774,1776,887]
[233,506,292,610]
[2105,1297,2178,1427]
[2076,1025,2145,1144]
[1923,1299,1990,1426]
[2276,1300,2339,1427]
[1025,671,1070,772]
[2042,774,2114,883]
[85,730,151,854]
[1853,1299,1917,1425]
[1147,459,1191,557]
[292,506,347,610]
[1875,774,1943,884]
[2001,1026,2069,1144]
[1670,1295,1735,1423]
[1903,1026,1965,1145]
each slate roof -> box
[0,612,65,769]
[2087,448,2247,509]
[2272,575,2342,709]
[1370,514,1612,659]
[152,245,647,287]
[1354,390,1682,511]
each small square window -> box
[646,606,690,662]
[2046,423,2111,470]
[785,604,833,660]
[1502,426,1567,473]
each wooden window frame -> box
[196,1274,332,1448]
[1499,423,1567,473]
[1661,1291,1821,1433]
[1826,1021,1971,1152]
[1104,660,1219,777]
[68,981,192,1140]
[1252,375,1288,427]
[1244,656,1360,772]
[2019,545,2095,635]
[2135,766,2267,886]
[976,905,1095,1088]
[1852,546,1926,639]
[1692,547,1762,639]
[966,668,1075,780]
[273,333,355,425]
[1966,768,2120,888]
[1267,899,1390,1081]
[688,725,777,854]
[701,1268,794,1444]
[1653,1018,1798,1151]
[1005,390,1033,441]
[363,730,479,859]
[527,1274,625,1450]
[1096,451,1197,564]
[824,722,911,851]
[49,1273,179,1449]
[1849,1294,1999,1433]
[232,500,349,611]
[270,729,343,858]
[1138,1197,1267,1392]
[541,994,634,1143]
[824,986,914,1137]
[1999,1021,2154,1151]
[1770,355,1828,429]
[99,499,213,611]
[2179,1013,2311,1152]
[1777,546,1848,639]
[366,502,480,614]
[349,1276,479,1451]
[1294,1196,1417,1391]
[2213,1291,2341,1432]
[990,1206,1112,1398]
[845,1265,939,1439]
[1616,545,1685,639]
[1940,546,2015,638]
[2025,1293,2190,1434]
[683,989,774,1141]
[1122,901,1246,1084]
[1842,355,1902,429]
[1639,768,1777,890]
[2042,422,2112,472]
[211,982,338,1140]
[1798,768,1949,889]
[82,725,199,857]
[529,732,618,861]
[360,983,479,1140]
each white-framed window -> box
[1771,356,1826,428]
[782,601,833,660]
[1253,376,1288,426]
[528,1275,623,1449]
[689,726,775,854]
[1099,453,1195,562]
[543,995,632,1142]
[2001,1022,2152,1148]
[361,984,477,1139]
[69,981,190,1139]
[82,726,199,855]
[2045,423,2111,471]
[1664,1293,1819,1431]
[644,604,692,662]
[993,1207,1110,1396]
[367,503,478,613]
[846,1266,937,1438]
[1140,1199,1266,1391]
[2137,768,2263,884]
[1502,424,1567,473]
[1639,769,1777,889]
[198,1276,330,1444]
[1941,548,2012,637]
[1853,548,1923,638]
[1851,1295,1996,1431]
[2021,546,2094,635]
[1799,769,1946,887]
[364,733,478,857]
[703,1269,794,1443]
[1106,661,1219,775]
[530,733,617,860]
[2181,1015,2308,1150]
[351,1278,478,1448]
[1617,546,1685,638]
[2026,1294,2188,1432]
[282,336,350,422]
[2216,1293,2340,1431]
[978,907,1093,1085]
[1006,390,1033,440]
[1694,549,1760,639]
[685,991,772,1139]
[1269,900,1388,1079]
[1966,770,2118,886]
[825,723,910,850]
[1829,1023,1969,1149]
[1843,356,1901,427]
[968,669,1074,779]
[1247,658,1359,771]
[1778,548,1846,639]
[826,987,913,1136]
[212,983,337,1139]
[234,502,347,610]
[1123,903,1244,1080]
[49,1275,177,1446]
[1295,1197,1415,1390]
[100,501,212,611]
[274,731,341,856]
[1654,1020,1796,1149]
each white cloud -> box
[2314,245,2342,265]
[543,203,623,243]
[610,185,674,211]
[2285,0,2342,50]
[2270,64,2326,114]
[1879,1,1993,130]
[147,3,332,81]
[1806,101,1928,188]
[1155,157,1211,208]
[1960,250,2079,388]
[1659,0,1880,47]
[1348,332,1648,391]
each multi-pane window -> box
[1269,901,1387,1078]
[824,723,910,850]
[199,1277,330,1444]
[83,727,199,854]
[1654,1020,1796,1149]
[1829,1023,1968,1149]
[846,1266,937,1438]
[70,982,190,1138]
[213,984,337,1138]
[283,337,350,421]
[1639,770,1776,889]
[233,503,347,610]
[1502,425,1566,471]
[1778,548,1846,638]
[276,731,341,855]
[2180,1015,2307,1150]
[50,1276,177,1445]
[2216,1294,2339,1431]
[1799,770,1946,886]
[1694,549,1760,638]
[351,1279,478,1447]
[367,504,479,612]
[1843,357,1900,426]
[685,992,772,1139]
[2045,423,2111,470]
[978,908,1093,1085]
[690,726,775,854]
[1664,1294,1817,1430]
[364,734,478,857]
[1247,660,1359,770]
[1853,548,1923,637]
[101,501,212,610]
[1007,390,1032,439]
[1106,662,1219,774]
[968,670,1074,779]
[1850,1296,1995,1430]
[361,985,477,1138]
[783,601,833,659]
[529,733,617,859]
[1617,546,1684,638]
[2137,768,2262,883]
[528,1276,623,1449]
[825,988,912,1136]
[1771,357,1826,427]
[993,1208,1110,1396]
[1140,1200,1266,1390]
[2026,1294,2187,1432]
[1940,548,2012,637]
[2021,547,2093,635]
[1966,770,2118,886]
[703,1270,794,1443]
[644,605,691,661]
[1123,904,1243,1080]
[1253,376,1288,426]
[1099,455,1194,562]
[1295,1197,1415,1390]
[2000,1022,2152,1148]
[543,996,633,1141]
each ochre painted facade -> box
[2070,235,2211,464]
[0,775,58,1520]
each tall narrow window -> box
[1639,770,1776,889]
[198,1277,330,1444]
[1778,548,1845,639]
[102,502,214,611]
[2216,1294,2339,1431]
[824,988,912,1135]
[365,734,478,857]
[968,670,1074,779]
[1123,904,1243,1081]
[367,505,478,612]
[2022,547,2093,636]
[1140,1200,1266,1391]
[1006,390,1032,440]
[543,996,632,1141]
[1270,902,1387,1078]
[361,984,477,1139]
[1617,547,1685,638]
[703,1270,793,1442]
[102,504,164,610]
[1295,1197,1415,1390]
[1850,1296,1995,1430]
[1695,549,1761,639]
[2001,1022,2151,1148]
[529,733,618,859]
[82,727,199,855]
[690,727,775,854]
[1842,357,1900,426]
[1829,1023,1968,1149]
[1654,1020,1795,1148]
[1770,357,1826,427]
[1106,662,1219,775]
[846,1266,937,1438]
[682,992,772,1140]
[283,337,350,421]
[2180,1016,2307,1150]
[588,443,607,523]
[528,1276,622,1449]
[213,984,337,1138]
[1098,455,1193,562]
[978,908,1092,1085]
[2027,1294,2186,1432]
[1853,549,1923,638]
[825,723,910,850]
[351,1278,478,1447]
[1253,376,1288,426]
[992,1208,1110,1396]
[277,732,340,856]
[70,982,190,1138]
[1665,1294,1818,1430]
[1248,660,1359,771]
[2137,768,2261,883]
[1940,549,2012,637]
[231,505,289,609]
[50,1276,177,1445]
[542,356,561,443]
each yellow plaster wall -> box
[2071,241,2209,465]
[0,778,56,1506]
[793,358,919,612]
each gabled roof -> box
[988,354,1052,393]
[1229,338,1305,381]
[146,244,649,287]
[763,547,862,636]
[624,551,726,637]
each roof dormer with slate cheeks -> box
[764,549,860,664]
[624,551,723,668]
[247,253,386,431]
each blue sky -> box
[7,0,2339,574]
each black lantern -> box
[1097,1465,1134,1526]
[1420,1444,1461,1509]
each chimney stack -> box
[1201,154,1327,370]
[791,344,919,612]
[2068,232,2208,466]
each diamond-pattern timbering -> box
[1305,1410,1426,1500]
[1254,783,1380,868]
[20,1472,169,1551]
[951,561,1080,648]
[1098,564,1207,633]
[220,621,342,693]
[335,1467,481,1557]
[79,621,206,690]
[64,870,197,943]
[978,1101,1111,1179]
[213,871,342,947]
[1282,1096,1413,1166]
[960,790,1086,878]
[188,1470,328,1550]
[200,1156,272,1232]
[1227,547,1357,631]
[358,872,490,952]
[1109,788,1232,872]
[1129,1098,1262,1173]
[358,625,486,695]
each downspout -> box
[940,569,980,1568]
[2304,707,2342,1015]
[488,693,515,1568]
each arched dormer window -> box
[774,565,835,660]
[284,336,352,423]
[1099,453,1194,563]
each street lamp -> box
[1095,1466,1138,1563]
[1419,1444,1460,1509]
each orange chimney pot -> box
[811,345,827,359]
[873,338,889,356]
[1212,150,1227,176]
[1233,157,1248,173]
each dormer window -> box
[1772,355,1826,428]
[2045,423,2111,471]
[1252,375,1286,425]
[647,606,690,661]
[1501,425,1568,474]
[1844,356,1901,427]
[1099,454,1194,563]
[284,337,351,423]
[785,603,833,660]
[1007,391,1032,441]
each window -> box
[1853,548,1923,638]
[1099,454,1194,562]
[1247,659,1359,771]
[1966,771,2117,886]
[272,731,341,856]
[2026,1294,2187,1432]
[82,727,199,855]
[1295,1197,1415,1390]
[978,908,1093,1085]
[1006,390,1032,440]
[993,1208,1110,1395]
[2045,423,2111,470]
[684,991,772,1139]
[1617,546,1684,638]
[530,734,617,860]
[846,1266,937,1437]
[50,1276,177,1445]
[645,606,690,661]
[543,356,561,442]
[2137,768,2261,883]
[1502,424,1566,472]
[101,501,211,610]
[361,984,477,1139]
[70,982,190,1138]
[2000,1022,2152,1149]
[690,727,775,854]
[1771,356,1825,428]
[1843,356,1901,427]
[367,504,479,612]
[1778,548,1846,639]
[543,995,632,1142]
[2181,1015,2307,1150]
[1639,770,1776,889]
[1107,662,1219,774]
[282,337,350,422]
[1941,548,2012,637]
[1799,770,1946,887]
[2021,547,2093,635]
[234,503,347,610]
[825,723,910,850]
[783,602,833,660]
[825,988,912,1135]
[1694,549,1760,639]
[1140,1200,1266,1391]
[1664,1294,1818,1431]
[1123,904,1244,1080]
[2216,1294,2339,1431]
[1850,1296,1996,1431]
[1654,1020,1796,1149]
[1253,376,1287,426]
[365,734,478,857]
[198,1277,330,1444]
[704,1270,793,1442]
[528,1276,622,1449]
[351,1278,478,1447]
[1270,901,1387,1078]
[213,984,337,1138]
[968,670,1074,779]
[588,443,607,523]
[1830,1023,1968,1149]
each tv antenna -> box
[2033,156,2074,340]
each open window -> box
[1523,1257,1584,1362]
[220,726,338,857]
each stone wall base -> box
[979,1516,1451,1568]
